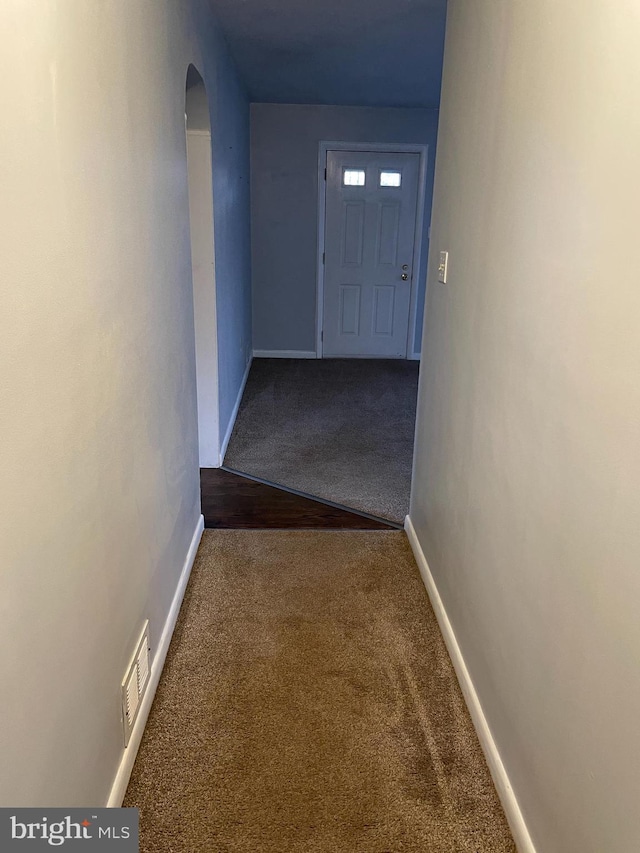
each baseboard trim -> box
[404,515,536,853]
[106,513,205,807]
[252,349,317,359]
[219,356,253,466]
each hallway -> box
[124,529,514,852]
[5,2,640,850]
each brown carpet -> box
[125,530,514,853]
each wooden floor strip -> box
[201,468,396,530]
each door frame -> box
[316,141,429,360]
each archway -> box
[185,65,219,466]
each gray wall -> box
[411,1,640,851]
[250,103,439,354]
[186,32,253,444]
[206,29,253,432]
[0,0,249,806]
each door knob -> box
[401,272,409,280]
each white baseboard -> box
[404,515,536,853]
[409,351,421,361]
[219,356,253,465]
[106,513,205,807]
[252,349,317,359]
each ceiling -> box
[208,0,448,109]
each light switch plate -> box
[438,251,449,284]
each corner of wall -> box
[403,516,537,853]
[106,514,204,807]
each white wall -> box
[411,1,640,851]
[250,103,439,355]
[186,77,220,466]
[0,0,248,806]
[187,125,219,466]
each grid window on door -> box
[343,169,366,187]
[379,170,402,187]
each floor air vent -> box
[122,621,150,746]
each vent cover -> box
[121,621,150,746]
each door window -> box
[343,169,366,187]
[379,171,402,187]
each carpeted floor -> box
[224,359,420,523]
[125,530,515,853]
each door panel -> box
[377,203,400,267]
[373,286,395,336]
[342,202,365,266]
[323,150,420,358]
[340,285,361,335]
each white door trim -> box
[316,141,428,360]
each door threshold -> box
[221,466,404,530]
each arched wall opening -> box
[185,65,220,467]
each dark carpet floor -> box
[125,530,515,853]
[224,359,420,523]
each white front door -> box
[322,150,420,358]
